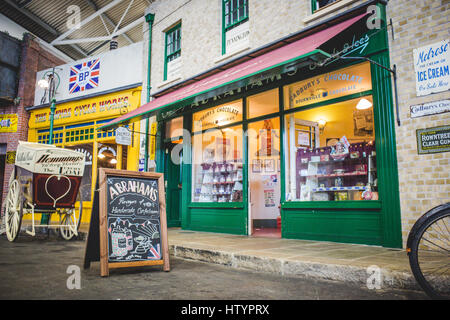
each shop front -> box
[101,6,402,248]
[27,87,142,226]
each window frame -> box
[164,23,182,81]
[311,0,341,13]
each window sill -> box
[304,0,360,24]
[282,200,382,210]
[214,45,251,65]
[156,76,183,90]
[189,202,244,209]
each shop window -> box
[165,116,184,140]
[96,119,117,139]
[311,0,340,13]
[224,0,248,30]
[284,62,372,110]
[98,143,118,169]
[37,127,64,145]
[164,23,182,81]
[65,122,95,143]
[192,125,243,203]
[284,96,378,202]
[246,89,279,119]
[192,100,243,133]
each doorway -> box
[247,118,281,238]
[164,140,182,227]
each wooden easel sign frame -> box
[98,168,170,277]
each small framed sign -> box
[416,125,450,155]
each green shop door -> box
[164,140,183,227]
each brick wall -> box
[0,33,66,214]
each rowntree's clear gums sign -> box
[413,39,450,96]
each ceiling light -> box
[98,153,105,159]
[356,98,373,110]
[110,158,117,164]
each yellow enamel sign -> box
[0,114,18,132]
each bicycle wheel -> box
[408,208,450,299]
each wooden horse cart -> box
[4,141,85,241]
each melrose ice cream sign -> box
[413,39,450,96]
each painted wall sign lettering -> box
[287,62,372,108]
[410,99,450,118]
[225,21,250,55]
[413,39,450,96]
[29,88,139,130]
[416,125,450,154]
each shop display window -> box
[247,88,279,119]
[192,125,244,203]
[284,96,378,202]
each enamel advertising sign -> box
[413,39,450,96]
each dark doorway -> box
[164,140,183,227]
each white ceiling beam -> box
[50,0,124,45]
[84,0,134,44]
[52,16,144,46]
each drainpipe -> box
[144,13,155,172]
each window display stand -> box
[296,142,377,201]
[195,160,243,203]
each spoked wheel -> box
[408,209,450,299]
[5,180,23,242]
[58,192,82,240]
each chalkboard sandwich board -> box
[87,168,170,277]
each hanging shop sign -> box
[29,88,140,129]
[413,39,450,96]
[410,99,450,118]
[287,62,372,109]
[84,169,170,277]
[416,125,450,154]
[115,127,132,146]
[0,114,18,133]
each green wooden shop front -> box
[152,4,402,248]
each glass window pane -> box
[247,88,279,119]
[284,96,378,202]
[165,116,184,139]
[192,125,243,203]
[283,62,372,110]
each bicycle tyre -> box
[408,207,450,299]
